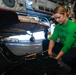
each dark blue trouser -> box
[52,42,76,71]
[42,40,76,71]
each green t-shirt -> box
[50,19,76,53]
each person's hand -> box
[55,51,64,60]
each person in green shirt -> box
[48,6,76,74]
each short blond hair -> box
[53,6,69,17]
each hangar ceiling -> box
[0,0,76,36]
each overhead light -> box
[28,1,33,5]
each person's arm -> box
[48,25,59,57]
[61,24,76,53]
[48,40,55,57]
[55,51,64,60]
